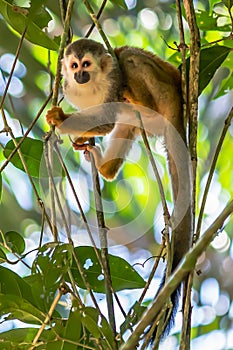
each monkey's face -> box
[61,39,115,109]
[62,53,94,85]
[62,51,114,88]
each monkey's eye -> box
[82,61,91,68]
[71,62,78,69]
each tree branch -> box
[121,200,233,350]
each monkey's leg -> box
[87,124,137,180]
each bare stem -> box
[196,106,233,240]
[135,110,171,227]
[52,0,75,107]
[30,283,70,349]
[175,0,188,127]
[181,3,200,347]
[138,240,166,303]
[82,0,115,57]
[85,0,108,38]
[89,138,117,344]
[0,26,27,110]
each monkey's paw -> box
[73,137,90,146]
[46,106,68,127]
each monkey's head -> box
[62,39,116,108]
[62,39,114,86]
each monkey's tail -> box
[154,271,181,339]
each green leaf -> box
[199,46,231,95]
[222,0,233,9]
[0,266,34,304]
[32,243,73,287]
[0,328,38,349]
[0,293,45,324]
[63,311,82,349]
[214,69,233,99]
[0,248,7,264]
[70,246,145,293]
[0,0,59,50]
[4,231,25,254]
[0,174,2,202]
[196,9,231,31]
[28,0,52,29]
[3,137,43,177]
[110,0,128,9]
[3,137,65,178]
[24,244,72,312]
[80,307,115,349]
[120,301,147,334]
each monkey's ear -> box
[100,53,113,74]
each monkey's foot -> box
[46,106,68,127]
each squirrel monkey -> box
[46,38,192,340]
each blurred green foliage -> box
[0,0,233,349]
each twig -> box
[85,0,108,37]
[134,111,170,225]
[46,0,75,239]
[138,240,166,304]
[135,110,172,275]
[89,138,117,343]
[53,142,103,268]
[82,0,115,57]
[0,109,54,234]
[30,282,70,349]
[121,199,233,350]
[71,246,103,314]
[181,3,200,348]
[47,135,59,241]
[175,0,189,128]
[0,26,27,110]
[183,0,200,222]
[52,0,75,107]
[0,91,53,174]
[196,106,233,240]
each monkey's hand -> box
[73,136,90,147]
[74,143,102,165]
[46,106,69,127]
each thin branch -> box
[82,0,115,57]
[85,0,108,38]
[121,199,233,350]
[30,283,70,349]
[196,106,233,240]
[89,138,117,343]
[71,246,103,314]
[0,26,27,110]
[138,240,166,304]
[135,111,171,224]
[135,110,172,275]
[175,0,189,128]
[0,91,53,174]
[181,3,200,347]
[0,109,54,234]
[52,0,75,107]
[53,142,103,268]
[44,140,70,238]
[46,0,75,239]
[183,0,201,222]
